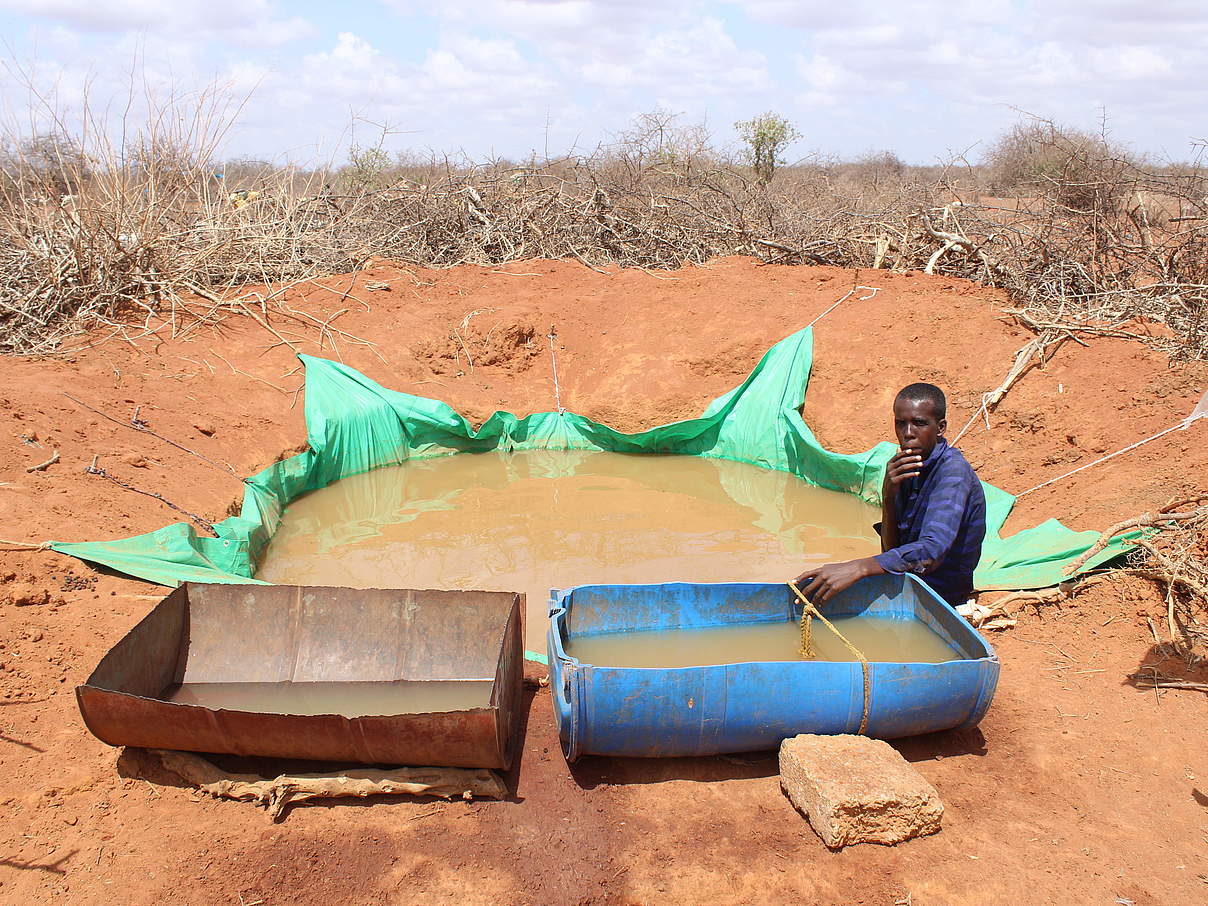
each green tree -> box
[339,143,393,193]
[734,112,801,183]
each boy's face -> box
[893,396,946,460]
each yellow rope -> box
[788,581,871,735]
[800,603,814,657]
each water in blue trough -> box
[564,615,957,668]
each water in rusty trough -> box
[255,451,881,649]
[165,679,495,716]
[564,616,957,669]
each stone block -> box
[779,734,943,848]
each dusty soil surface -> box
[1,257,1206,905]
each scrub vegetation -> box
[1,92,1205,364]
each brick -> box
[779,734,943,848]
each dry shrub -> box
[1127,505,1208,660]
[833,151,908,192]
[1070,495,1208,662]
[982,120,1136,211]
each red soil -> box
[1,258,1205,905]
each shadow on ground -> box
[569,750,779,789]
[1126,643,1208,694]
[0,851,76,875]
[892,726,988,763]
[565,724,989,789]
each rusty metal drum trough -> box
[76,583,524,769]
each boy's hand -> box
[884,447,923,489]
[793,558,881,603]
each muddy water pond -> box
[255,451,881,650]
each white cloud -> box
[1,0,1205,163]
[2,0,315,46]
[288,30,565,150]
[1039,0,1208,45]
[758,2,1201,135]
[385,0,695,37]
[374,3,773,152]
[326,32,379,68]
[1108,46,1174,80]
[577,18,769,98]
[794,53,845,107]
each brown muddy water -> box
[255,451,881,650]
[165,679,494,716]
[564,617,957,668]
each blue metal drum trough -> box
[547,575,999,761]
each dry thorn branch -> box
[1065,499,1208,574]
[1131,674,1208,694]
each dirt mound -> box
[412,313,543,377]
[0,257,1205,905]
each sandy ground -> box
[1,257,1206,905]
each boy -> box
[794,383,986,606]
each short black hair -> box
[896,382,947,420]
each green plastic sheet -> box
[52,327,1137,602]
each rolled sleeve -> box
[873,548,911,574]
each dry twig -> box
[1065,500,1208,573]
[25,449,59,472]
[1130,673,1208,694]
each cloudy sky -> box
[0,0,1203,166]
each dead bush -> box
[982,120,1138,212]
[0,91,1205,365]
[1128,504,1208,659]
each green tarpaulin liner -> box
[53,327,1138,654]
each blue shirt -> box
[873,439,986,605]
